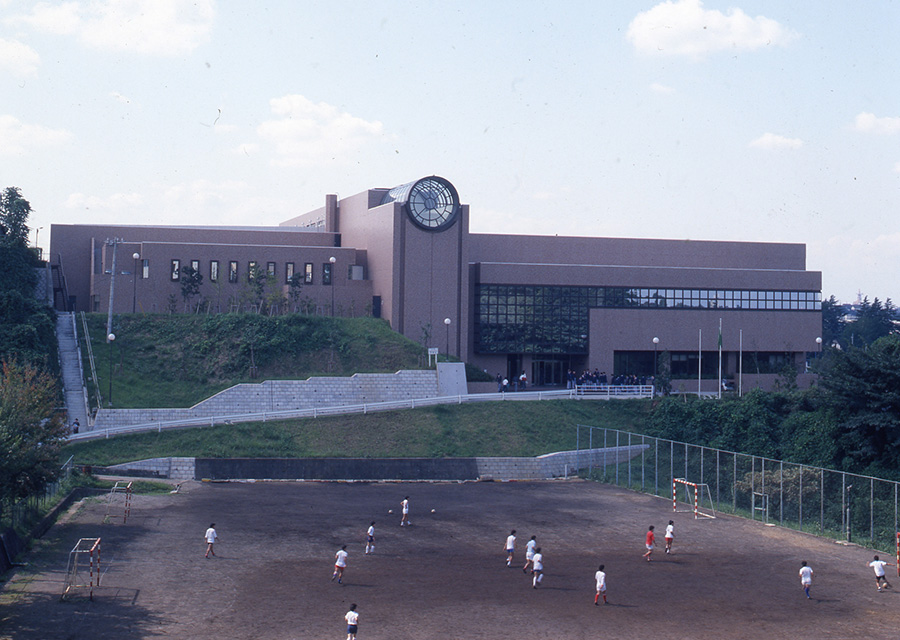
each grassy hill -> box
[84,313,436,408]
[62,400,652,465]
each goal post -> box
[62,538,101,601]
[104,481,133,524]
[673,478,716,519]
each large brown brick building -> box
[50,176,822,391]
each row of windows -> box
[167,260,333,285]
[474,284,822,355]
[477,285,822,313]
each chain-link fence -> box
[0,456,76,533]
[577,425,900,554]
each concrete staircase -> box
[57,312,89,431]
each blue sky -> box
[2,0,898,304]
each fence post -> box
[615,430,620,485]
[751,456,755,520]
[799,465,803,531]
[821,469,825,534]
[641,435,645,492]
[655,437,659,497]
[733,453,737,514]
[628,432,632,488]
[871,477,875,543]
[780,461,784,526]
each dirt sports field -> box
[2,479,899,640]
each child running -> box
[664,520,675,554]
[799,561,813,599]
[868,555,895,591]
[523,535,537,573]
[332,545,349,584]
[532,548,544,588]
[365,522,375,555]
[594,564,608,605]
[505,530,517,567]
[643,525,655,562]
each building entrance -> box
[531,358,567,387]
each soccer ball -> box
[431,509,436,513]
[388,509,393,514]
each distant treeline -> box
[646,334,900,481]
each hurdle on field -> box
[673,478,716,519]
[62,537,101,601]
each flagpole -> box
[698,328,702,397]
[717,318,723,399]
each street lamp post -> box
[329,256,336,316]
[132,252,140,313]
[444,317,451,359]
[816,336,822,353]
[107,332,116,406]
[652,337,659,396]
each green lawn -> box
[82,313,435,408]
[63,400,652,465]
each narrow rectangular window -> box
[141,259,149,279]
[170,259,180,281]
[210,260,219,282]
[285,262,295,284]
[304,263,313,284]
[191,259,200,274]
[322,262,333,285]
[267,262,276,278]
[229,260,238,283]
[248,261,258,282]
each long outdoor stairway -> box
[57,312,89,431]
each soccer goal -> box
[61,538,101,601]
[672,478,716,519]
[104,481,133,524]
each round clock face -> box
[407,177,460,231]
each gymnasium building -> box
[49,175,823,391]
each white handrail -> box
[65,387,651,443]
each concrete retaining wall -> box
[93,366,466,429]
[106,457,196,481]
[195,458,480,481]
[102,445,649,482]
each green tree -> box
[0,360,66,511]
[817,335,900,475]
[821,295,846,348]
[842,297,896,347]
[179,266,203,312]
[0,187,31,246]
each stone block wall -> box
[106,446,646,482]
[94,369,448,429]
[106,457,196,481]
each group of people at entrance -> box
[496,371,528,393]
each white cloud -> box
[894,162,900,174]
[110,91,132,104]
[13,0,215,56]
[650,82,675,93]
[854,112,900,135]
[0,114,72,154]
[65,191,144,210]
[749,132,803,149]
[163,179,249,210]
[0,38,40,76]
[256,95,386,168]
[627,0,798,60]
